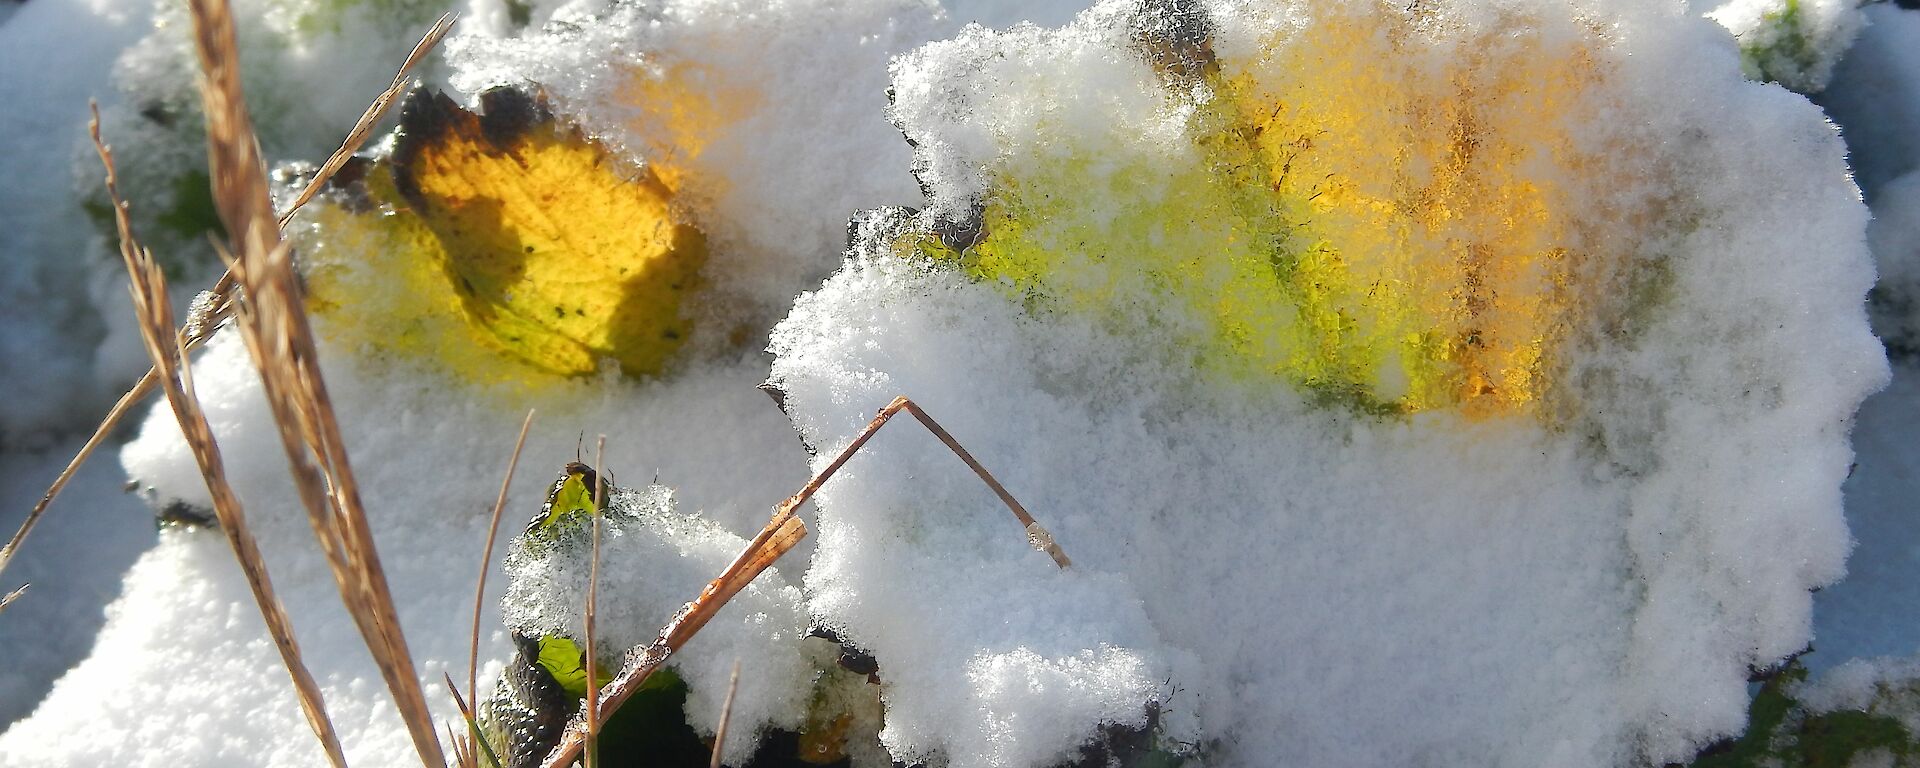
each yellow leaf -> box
[391,87,707,378]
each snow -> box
[445,0,941,343]
[0,0,161,735]
[1796,2,1920,706]
[0,0,1103,760]
[1864,171,1920,355]
[443,0,1100,337]
[0,439,156,726]
[1806,368,1920,668]
[81,0,455,388]
[1799,655,1920,734]
[0,0,151,445]
[766,0,1887,765]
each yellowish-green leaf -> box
[527,462,603,535]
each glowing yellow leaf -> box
[301,160,554,386]
[1212,11,1615,416]
[391,87,707,378]
[910,7,1656,418]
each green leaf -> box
[534,635,611,699]
[527,462,605,536]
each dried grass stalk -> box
[709,660,742,768]
[183,0,444,762]
[0,585,27,615]
[583,436,608,768]
[278,12,452,222]
[445,673,505,768]
[90,107,348,768]
[1,12,451,599]
[469,409,536,710]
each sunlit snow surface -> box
[766,0,1885,765]
[0,0,1915,766]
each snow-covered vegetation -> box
[1,0,1918,766]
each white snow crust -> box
[1,0,1912,765]
[766,0,1888,765]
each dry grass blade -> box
[90,107,349,768]
[584,435,608,768]
[469,409,535,710]
[710,660,742,768]
[0,584,27,615]
[448,723,473,768]
[543,397,1055,768]
[275,11,454,227]
[445,673,505,768]
[1,11,453,597]
[183,0,444,762]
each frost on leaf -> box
[901,4,1655,417]
[769,0,1886,765]
[1708,0,1864,95]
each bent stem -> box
[540,396,1066,768]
